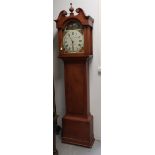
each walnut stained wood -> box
[55,4,94,148]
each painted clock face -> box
[63,21,84,53]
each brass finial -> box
[69,3,74,15]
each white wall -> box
[53,0,101,140]
[102,0,155,154]
[0,1,53,155]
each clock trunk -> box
[62,58,94,147]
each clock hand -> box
[72,41,74,51]
[68,34,74,51]
[68,34,73,41]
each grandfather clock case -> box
[55,4,94,147]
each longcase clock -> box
[55,3,94,148]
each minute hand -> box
[68,35,74,51]
[68,34,74,42]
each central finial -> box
[69,3,74,15]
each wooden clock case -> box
[55,4,94,148]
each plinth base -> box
[62,114,95,148]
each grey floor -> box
[56,135,101,155]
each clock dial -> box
[63,30,84,52]
[63,21,84,53]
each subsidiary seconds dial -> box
[63,30,84,53]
